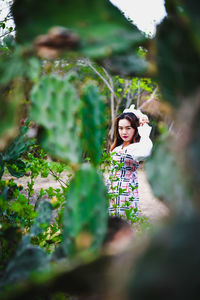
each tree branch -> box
[136,79,141,108]
[84,59,115,95]
[0,28,15,39]
[138,87,158,110]
[102,67,116,141]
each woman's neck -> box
[122,141,131,149]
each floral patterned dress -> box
[107,124,153,218]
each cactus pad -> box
[63,163,108,256]
[81,84,106,165]
[30,75,81,163]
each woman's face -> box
[118,119,135,145]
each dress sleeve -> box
[129,124,153,162]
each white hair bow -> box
[123,104,146,119]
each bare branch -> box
[124,79,132,109]
[84,59,115,95]
[136,79,141,108]
[83,59,117,142]
[138,87,158,110]
[115,97,121,116]
[102,67,116,141]
[49,168,67,187]
[0,28,15,39]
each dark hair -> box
[110,112,140,151]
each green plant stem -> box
[49,168,67,188]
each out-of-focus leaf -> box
[3,126,33,161]
[0,47,27,85]
[182,0,200,44]
[0,80,23,152]
[27,57,41,82]
[0,186,9,201]
[1,235,50,287]
[0,154,5,178]
[7,159,26,178]
[188,106,200,189]
[0,47,41,85]
[155,15,200,106]
[12,0,146,73]
[0,252,110,300]
[12,0,144,43]
[128,215,200,299]
[103,53,148,76]
[0,47,40,151]
[2,35,16,49]
[0,125,33,178]
[81,84,106,165]
[146,136,193,215]
[63,164,107,256]
[30,201,52,236]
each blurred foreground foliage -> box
[0,0,200,299]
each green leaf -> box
[7,159,26,178]
[0,22,5,29]
[3,126,33,161]
[0,47,27,85]
[0,81,23,152]
[0,155,5,179]
[27,57,41,82]
[30,201,52,236]
[0,186,9,201]
[1,235,49,287]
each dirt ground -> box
[3,168,169,224]
[138,169,170,223]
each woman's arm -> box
[129,123,153,162]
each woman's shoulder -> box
[126,143,138,150]
[111,144,122,153]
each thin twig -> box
[102,67,116,141]
[137,79,141,108]
[49,168,67,187]
[0,29,15,39]
[168,121,174,133]
[85,59,115,94]
[138,87,158,110]
[125,80,134,109]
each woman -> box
[107,105,153,219]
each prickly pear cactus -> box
[0,125,33,179]
[3,126,32,161]
[155,7,200,106]
[11,0,147,76]
[12,0,145,57]
[0,80,23,152]
[82,84,106,165]
[63,163,108,256]
[30,201,53,236]
[0,235,50,287]
[30,75,81,163]
[145,136,193,215]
